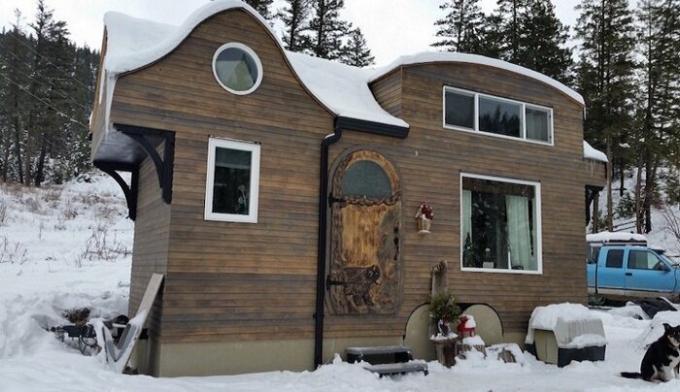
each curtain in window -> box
[462,190,472,246]
[505,195,532,270]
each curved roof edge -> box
[369,52,585,106]
[103,1,266,75]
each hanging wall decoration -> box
[415,202,434,234]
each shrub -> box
[428,291,461,326]
[616,191,635,219]
[23,196,41,213]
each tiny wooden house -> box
[89,1,607,376]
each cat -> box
[621,323,680,382]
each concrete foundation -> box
[152,336,403,377]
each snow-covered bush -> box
[0,237,28,264]
[615,191,635,219]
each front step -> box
[346,345,413,364]
[345,345,428,377]
[363,362,429,377]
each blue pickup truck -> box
[587,245,680,299]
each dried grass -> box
[79,225,131,265]
[0,236,28,264]
[0,201,7,226]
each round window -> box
[212,43,263,95]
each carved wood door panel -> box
[328,150,401,315]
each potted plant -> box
[429,291,460,367]
[415,202,434,234]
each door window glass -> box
[341,160,392,199]
[605,249,624,268]
[629,250,663,270]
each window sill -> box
[204,212,258,223]
[460,267,543,275]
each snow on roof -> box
[286,52,408,127]
[103,12,177,74]
[584,141,608,162]
[100,0,590,133]
[100,0,406,128]
[586,231,647,243]
[370,52,585,106]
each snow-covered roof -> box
[586,231,647,243]
[583,141,608,162]
[285,51,408,127]
[370,52,585,106]
[103,12,177,74]
[100,0,590,133]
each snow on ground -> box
[0,173,132,361]
[2,174,680,391]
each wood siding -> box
[129,152,170,337]
[359,63,592,333]
[371,70,402,118]
[109,9,333,344]
[106,7,599,362]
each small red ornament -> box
[457,315,476,338]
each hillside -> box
[0,173,133,359]
[597,169,680,257]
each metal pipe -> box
[314,120,343,368]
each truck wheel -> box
[588,294,606,306]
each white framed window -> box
[204,138,261,223]
[212,42,263,95]
[460,173,543,274]
[443,86,554,145]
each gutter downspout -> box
[313,116,408,368]
[314,119,343,368]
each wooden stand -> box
[431,336,458,367]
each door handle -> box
[625,272,633,276]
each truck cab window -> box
[629,250,664,270]
[605,249,624,268]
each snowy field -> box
[2,174,680,391]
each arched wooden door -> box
[328,150,401,315]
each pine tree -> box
[633,0,680,232]
[0,3,99,186]
[243,0,274,20]
[0,30,8,182]
[0,11,32,184]
[517,0,572,84]
[494,0,526,63]
[340,28,374,67]
[306,0,352,60]
[432,0,488,54]
[479,13,505,58]
[278,0,312,52]
[575,0,636,231]
[29,0,73,186]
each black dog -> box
[621,323,680,382]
